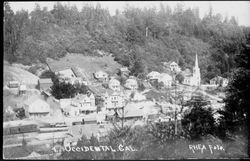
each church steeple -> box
[192,53,201,86]
[195,53,198,68]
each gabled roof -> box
[39,78,53,84]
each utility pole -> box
[52,132,55,159]
[122,105,124,129]
[174,71,178,136]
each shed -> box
[8,81,20,88]
[24,98,50,119]
[38,78,53,91]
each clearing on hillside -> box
[46,53,122,81]
[4,63,39,86]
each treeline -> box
[4,2,250,82]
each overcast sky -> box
[9,1,250,26]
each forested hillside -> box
[4,2,250,83]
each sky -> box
[9,1,250,26]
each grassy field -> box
[3,63,39,86]
[47,53,122,82]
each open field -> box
[47,53,122,81]
[3,63,39,86]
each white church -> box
[183,54,201,86]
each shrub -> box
[181,106,215,140]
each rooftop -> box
[47,60,72,73]
[39,78,53,84]
[28,99,50,113]
[118,101,159,118]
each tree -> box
[40,70,56,79]
[13,107,26,119]
[147,122,177,144]
[218,42,250,136]
[4,2,17,63]
[129,49,146,78]
[175,73,184,84]
[51,80,77,99]
[181,96,215,140]
[75,83,88,95]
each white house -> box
[23,98,50,119]
[94,71,109,82]
[103,90,126,115]
[157,73,172,87]
[108,78,121,91]
[124,76,138,90]
[163,61,181,73]
[63,93,96,117]
[169,62,181,73]
[118,101,159,121]
[38,78,53,91]
[147,71,161,80]
[210,76,229,87]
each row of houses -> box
[147,71,173,87]
[150,54,228,87]
[60,92,96,116]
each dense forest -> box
[4,2,250,83]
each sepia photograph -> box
[3,1,250,159]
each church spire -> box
[195,53,198,68]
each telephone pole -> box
[122,105,124,128]
[173,71,178,135]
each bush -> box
[40,70,55,79]
[51,81,77,99]
[182,106,215,140]
[175,73,184,84]
[28,66,39,75]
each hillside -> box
[3,63,39,86]
[47,53,122,82]
[4,2,250,83]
